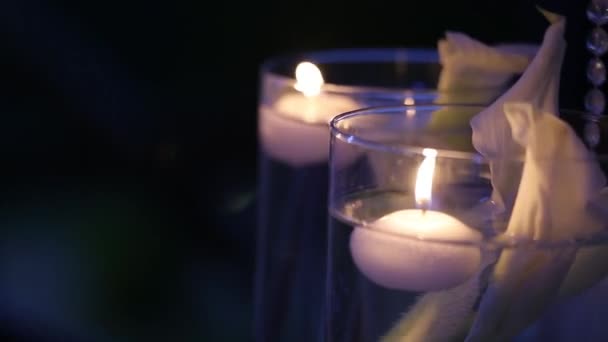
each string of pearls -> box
[585,0,608,147]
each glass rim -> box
[261,48,439,100]
[260,48,506,103]
[260,47,440,72]
[330,104,608,161]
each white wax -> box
[350,209,482,292]
[258,92,359,167]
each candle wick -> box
[418,199,430,214]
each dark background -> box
[0,1,582,341]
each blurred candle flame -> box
[294,61,324,96]
[405,93,416,117]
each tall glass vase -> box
[254,49,507,342]
[326,104,608,341]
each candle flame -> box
[294,61,324,97]
[415,148,437,210]
[404,92,416,117]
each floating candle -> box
[258,62,360,166]
[350,148,482,291]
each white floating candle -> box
[259,62,360,167]
[350,148,482,292]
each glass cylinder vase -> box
[254,48,511,342]
[326,104,608,341]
